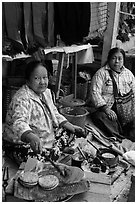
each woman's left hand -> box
[105,108,117,121]
[62,122,86,137]
[73,125,86,138]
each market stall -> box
[2,2,135,202]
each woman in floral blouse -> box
[3,60,85,155]
[89,47,135,142]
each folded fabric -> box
[123,151,135,166]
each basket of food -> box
[38,175,59,190]
[18,171,39,188]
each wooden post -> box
[55,52,65,100]
[72,52,77,98]
[101,2,120,66]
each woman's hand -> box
[29,134,42,155]
[62,122,86,137]
[73,125,86,138]
[104,107,117,121]
[21,132,42,154]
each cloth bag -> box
[109,70,135,127]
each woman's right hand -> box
[104,107,117,121]
[29,133,42,154]
[22,132,42,154]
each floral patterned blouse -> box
[3,85,67,146]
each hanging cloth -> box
[32,2,48,47]
[23,2,35,49]
[2,3,7,42]
[3,2,25,52]
[47,2,54,47]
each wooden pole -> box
[55,52,65,100]
[72,53,77,98]
[101,2,120,66]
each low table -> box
[3,146,134,202]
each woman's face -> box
[28,65,49,95]
[109,51,124,73]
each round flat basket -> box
[18,178,38,188]
[38,175,59,190]
[18,171,39,188]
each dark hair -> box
[25,60,47,81]
[107,47,126,64]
